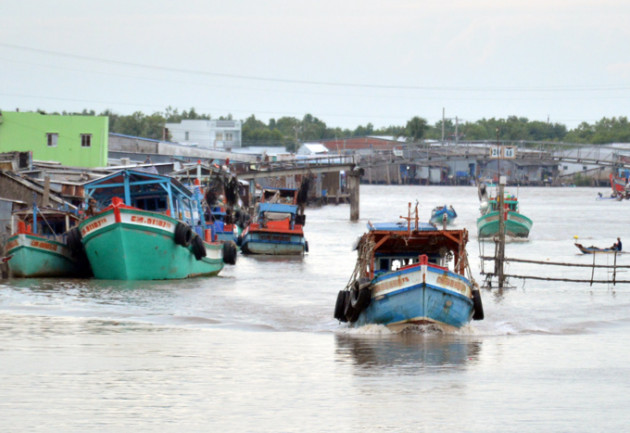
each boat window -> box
[379,258,389,271]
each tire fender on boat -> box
[222,241,238,265]
[345,279,372,322]
[175,222,194,247]
[334,290,348,322]
[472,289,484,321]
[66,227,83,257]
[191,235,206,260]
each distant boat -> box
[609,173,629,199]
[334,203,483,331]
[429,204,457,226]
[477,183,532,239]
[6,205,91,278]
[574,243,619,254]
[76,169,237,280]
[239,188,308,255]
[208,205,238,243]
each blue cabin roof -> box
[370,221,438,232]
[258,202,298,214]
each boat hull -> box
[80,208,224,280]
[610,173,628,196]
[355,264,474,330]
[240,230,306,255]
[477,211,532,238]
[6,234,81,278]
[575,243,617,254]
[430,208,456,225]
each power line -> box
[2,43,630,93]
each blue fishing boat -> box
[239,187,308,255]
[429,204,457,226]
[207,205,238,242]
[239,202,307,255]
[334,203,483,331]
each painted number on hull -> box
[130,215,173,230]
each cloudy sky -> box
[2,0,629,130]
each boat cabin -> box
[362,222,468,280]
[83,169,208,236]
[488,195,519,212]
[12,206,80,241]
[252,202,301,231]
[260,187,298,205]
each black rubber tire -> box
[175,222,193,247]
[191,235,206,260]
[350,286,371,311]
[344,289,362,322]
[222,241,238,265]
[334,290,348,322]
[66,227,83,257]
[472,289,484,320]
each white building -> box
[165,119,242,149]
[297,142,329,156]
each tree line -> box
[59,108,630,150]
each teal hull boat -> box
[80,207,224,280]
[477,184,532,239]
[477,211,533,238]
[6,234,82,278]
[5,206,89,278]
[77,169,236,280]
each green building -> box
[0,111,108,168]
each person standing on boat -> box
[613,237,622,251]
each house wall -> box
[165,119,242,149]
[0,112,108,168]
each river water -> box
[2,185,629,432]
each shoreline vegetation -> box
[23,108,630,151]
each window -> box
[216,132,223,141]
[81,134,92,147]
[226,132,233,141]
[46,133,58,147]
[185,131,189,140]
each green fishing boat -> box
[477,184,532,239]
[6,206,90,278]
[76,170,236,280]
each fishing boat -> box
[206,205,239,243]
[239,188,308,255]
[609,173,629,199]
[477,183,532,239]
[574,243,618,254]
[333,203,483,331]
[574,236,622,254]
[429,205,457,226]
[75,169,237,280]
[5,205,91,278]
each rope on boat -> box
[345,234,375,291]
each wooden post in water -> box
[496,176,506,289]
[42,175,51,207]
[613,251,618,285]
[348,170,360,221]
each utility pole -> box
[441,108,445,143]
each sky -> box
[2,0,630,131]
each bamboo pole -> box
[497,177,506,289]
[479,256,630,268]
[501,274,630,284]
